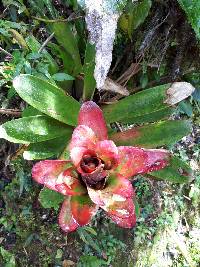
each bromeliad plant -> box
[0,74,194,232]
[32,101,170,231]
[0,2,195,232]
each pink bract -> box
[32,101,170,233]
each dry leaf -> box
[62,259,76,267]
[164,82,195,105]
[102,78,129,96]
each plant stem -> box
[38,32,55,53]
[0,108,21,117]
[0,47,13,58]
[32,15,82,23]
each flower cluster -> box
[32,101,170,232]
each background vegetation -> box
[0,0,200,266]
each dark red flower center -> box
[80,154,101,173]
[79,154,107,190]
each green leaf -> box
[22,106,43,117]
[134,198,140,218]
[83,42,96,101]
[0,115,72,144]
[13,74,80,126]
[78,255,106,267]
[23,136,68,160]
[103,84,170,123]
[47,42,74,77]
[52,72,75,81]
[110,120,192,148]
[178,0,200,40]
[148,156,193,183]
[39,188,64,210]
[122,107,174,124]
[43,0,58,18]
[51,22,82,75]
[77,229,101,254]
[0,247,16,267]
[178,101,193,117]
[83,226,97,236]
[192,88,200,101]
[25,35,58,74]
[119,0,152,38]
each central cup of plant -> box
[32,101,170,232]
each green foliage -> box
[126,107,174,124]
[103,84,170,123]
[0,115,73,143]
[0,247,16,267]
[178,100,194,117]
[25,34,59,74]
[22,106,43,117]
[13,74,80,125]
[83,42,96,101]
[52,72,74,81]
[77,226,126,266]
[77,228,101,254]
[189,175,200,207]
[0,1,199,266]
[149,156,193,183]
[77,255,106,267]
[23,137,68,160]
[119,0,152,38]
[110,120,192,148]
[51,22,82,76]
[178,0,200,40]
[39,188,64,210]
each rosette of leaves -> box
[0,0,195,218]
[0,73,194,186]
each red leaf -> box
[71,195,98,226]
[32,160,71,190]
[116,146,170,178]
[103,198,135,219]
[78,101,108,140]
[69,125,97,166]
[32,161,86,196]
[109,212,136,228]
[58,198,79,233]
[87,175,134,206]
[55,167,87,196]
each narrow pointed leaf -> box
[13,74,80,126]
[23,136,68,160]
[110,120,192,148]
[59,197,79,233]
[51,22,82,76]
[83,42,96,101]
[0,115,72,143]
[71,195,97,226]
[148,156,193,183]
[103,83,194,123]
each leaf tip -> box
[164,82,195,105]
